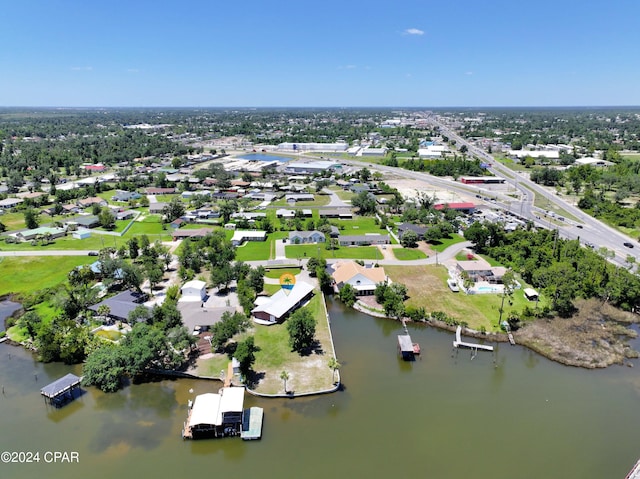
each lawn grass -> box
[386,264,543,331]
[427,234,467,252]
[392,248,427,260]
[0,211,26,230]
[0,256,95,296]
[196,289,336,394]
[271,195,331,207]
[264,268,301,279]
[235,239,272,261]
[285,244,381,260]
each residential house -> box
[88,290,148,322]
[14,226,66,242]
[144,187,176,195]
[319,209,353,219]
[77,197,107,209]
[116,210,137,221]
[285,193,314,203]
[397,222,429,240]
[111,190,142,202]
[331,261,388,295]
[456,258,505,283]
[171,228,214,241]
[338,234,390,246]
[251,281,315,324]
[231,230,266,246]
[149,202,167,214]
[288,230,326,244]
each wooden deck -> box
[453,325,494,351]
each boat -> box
[447,279,460,292]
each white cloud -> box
[71,66,93,71]
[464,71,474,76]
[338,64,358,70]
[403,28,424,36]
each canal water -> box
[1,297,639,479]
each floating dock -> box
[241,407,264,440]
[453,325,494,351]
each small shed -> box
[72,230,91,240]
[523,288,539,301]
[181,280,207,301]
[41,373,82,407]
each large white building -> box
[276,142,349,152]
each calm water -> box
[1,297,640,479]
[0,300,22,333]
[237,153,292,162]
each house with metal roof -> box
[251,281,314,325]
[288,230,326,244]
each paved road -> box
[424,115,638,268]
[0,250,96,257]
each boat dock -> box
[397,320,420,361]
[40,373,83,407]
[241,407,264,440]
[453,325,494,351]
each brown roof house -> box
[331,261,387,295]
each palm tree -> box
[328,357,341,384]
[280,370,289,393]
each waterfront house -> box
[251,281,314,325]
[89,290,148,322]
[331,261,387,296]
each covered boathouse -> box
[41,373,82,407]
[183,387,245,439]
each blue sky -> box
[1,0,639,107]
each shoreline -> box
[352,298,639,369]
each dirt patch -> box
[515,298,639,368]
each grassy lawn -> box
[0,256,95,296]
[271,195,331,207]
[456,252,474,261]
[197,291,336,394]
[264,268,301,279]
[386,264,543,331]
[392,248,427,260]
[331,189,355,201]
[0,211,27,230]
[235,240,272,261]
[286,244,381,260]
[427,234,467,252]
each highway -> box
[424,114,638,268]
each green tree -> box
[280,370,290,393]
[98,207,116,230]
[234,336,257,378]
[338,283,357,307]
[498,269,517,326]
[18,310,42,341]
[163,197,186,222]
[81,345,126,393]
[400,230,418,248]
[286,308,317,353]
[24,208,40,229]
[327,357,341,384]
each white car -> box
[447,279,460,292]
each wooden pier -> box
[453,325,494,351]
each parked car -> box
[624,242,634,249]
[88,251,99,256]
